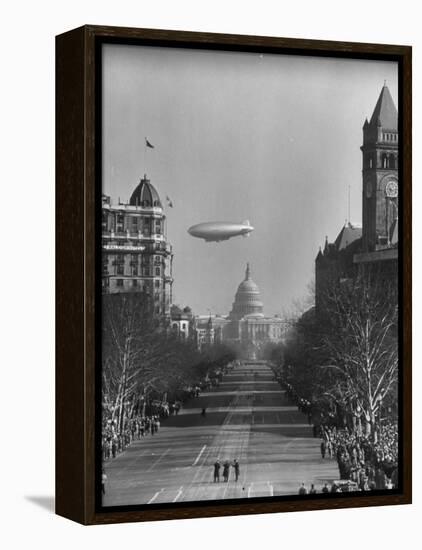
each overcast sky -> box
[102,45,398,316]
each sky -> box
[102,45,398,316]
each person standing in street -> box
[232,459,240,482]
[298,482,308,495]
[223,460,230,482]
[101,468,107,495]
[213,460,221,483]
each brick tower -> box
[361,84,399,252]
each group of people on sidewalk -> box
[276,373,398,494]
[319,423,398,490]
[213,459,240,483]
[102,415,163,461]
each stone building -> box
[315,84,399,315]
[195,315,231,350]
[101,175,173,317]
[227,264,285,357]
[170,305,194,340]
[195,264,285,357]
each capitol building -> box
[195,264,285,358]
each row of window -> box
[103,265,163,277]
[111,254,163,264]
[367,153,397,170]
[114,278,162,291]
[383,133,397,142]
[102,213,163,232]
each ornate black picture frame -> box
[56,25,411,525]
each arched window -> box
[369,157,373,169]
[382,154,388,169]
[389,154,395,169]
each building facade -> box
[195,264,285,357]
[361,84,399,252]
[170,305,195,340]
[101,175,173,317]
[228,264,285,357]
[315,84,399,315]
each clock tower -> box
[361,84,398,252]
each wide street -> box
[103,362,338,506]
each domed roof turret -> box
[230,264,263,320]
[129,175,162,208]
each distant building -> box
[170,305,194,340]
[315,84,399,315]
[196,264,285,357]
[195,314,231,349]
[227,264,285,357]
[101,175,173,317]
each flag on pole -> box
[166,195,174,208]
[145,138,155,149]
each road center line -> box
[173,486,184,502]
[193,445,207,466]
[148,489,163,504]
[147,448,170,472]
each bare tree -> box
[319,274,398,439]
[102,292,215,431]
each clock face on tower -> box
[385,179,399,198]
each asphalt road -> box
[103,362,338,506]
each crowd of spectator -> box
[102,414,165,461]
[275,373,398,493]
[319,422,399,490]
[102,364,234,463]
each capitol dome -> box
[129,175,162,208]
[230,264,264,320]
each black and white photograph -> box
[100,44,401,508]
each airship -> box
[187,220,254,242]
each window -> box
[102,259,108,275]
[382,154,388,169]
[117,264,124,275]
[132,279,138,287]
[116,214,124,231]
[116,279,123,287]
[154,280,160,288]
[155,267,161,276]
[102,212,108,231]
